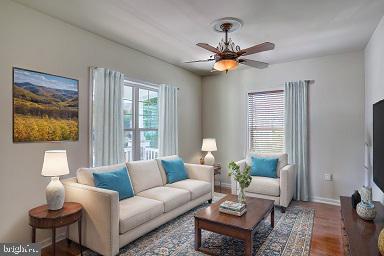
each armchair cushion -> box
[246,153,288,177]
[245,176,280,196]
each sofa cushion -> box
[77,163,128,187]
[246,153,288,177]
[245,176,280,197]
[166,179,211,200]
[156,155,179,185]
[161,158,188,184]
[119,196,164,234]
[137,186,190,212]
[93,167,134,200]
[126,160,163,193]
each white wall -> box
[365,16,384,202]
[0,0,202,243]
[202,51,365,203]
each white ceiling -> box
[14,0,384,75]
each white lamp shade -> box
[41,150,69,177]
[201,138,217,152]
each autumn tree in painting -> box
[13,68,79,142]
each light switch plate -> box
[324,173,333,181]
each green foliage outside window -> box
[143,97,158,148]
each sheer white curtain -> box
[90,67,125,167]
[285,80,310,201]
[158,84,178,156]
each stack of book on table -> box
[219,201,247,216]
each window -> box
[123,81,159,161]
[247,90,285,154]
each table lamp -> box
[41,150,69,210]
[201,138,217,165]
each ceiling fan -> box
[185,18,275,73]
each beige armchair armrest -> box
[231,160,246,195]
[63,178,119,256]
[279,164,296,208]
[184,163,214,196]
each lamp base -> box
[204,151,215,166]
[46,177,65,210]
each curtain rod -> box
[90,66,179,90]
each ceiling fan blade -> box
[239,59,269,69]
[184,58,215,63]
[196,43,221,54]
[238,42,275,56]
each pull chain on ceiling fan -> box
[185,17,275,73]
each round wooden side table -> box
[29,202,83,256]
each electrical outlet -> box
[324,173,333,181]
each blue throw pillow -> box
[93,167,134,200]
[251,157,279,178]
[161,158,188,184]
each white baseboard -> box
[220,182,231,188]
[39,231,66,248]
[218,182,340,206]
[310,196,340,206]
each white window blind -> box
[248,90,285,154]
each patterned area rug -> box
[86,199,314,256]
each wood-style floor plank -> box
[43,186,344,256]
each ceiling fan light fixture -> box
[213,59,238,72]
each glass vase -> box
[238,186,246,204]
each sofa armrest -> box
[279,164,296,208]
[184,163,214,196]
[231,160,246,195]
[63,178,119,256]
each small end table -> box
[29,202,83,256]
[213,164,222,192]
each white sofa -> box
[62,155,214,256]
[231,153,296,212]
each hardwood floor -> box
[292,201,343,256]
[218,186,344,256]
[43,186,344,256]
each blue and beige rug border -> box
[86,194,315,256]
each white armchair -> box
[231,153,296,212]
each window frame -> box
[123,79,159,161]
[246,89,285,154]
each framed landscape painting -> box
[13,67,79,142]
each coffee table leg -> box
[244,233,253,256]
[194,219,201,251]
[271,207,275,228]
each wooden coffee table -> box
[194,194,274,256]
